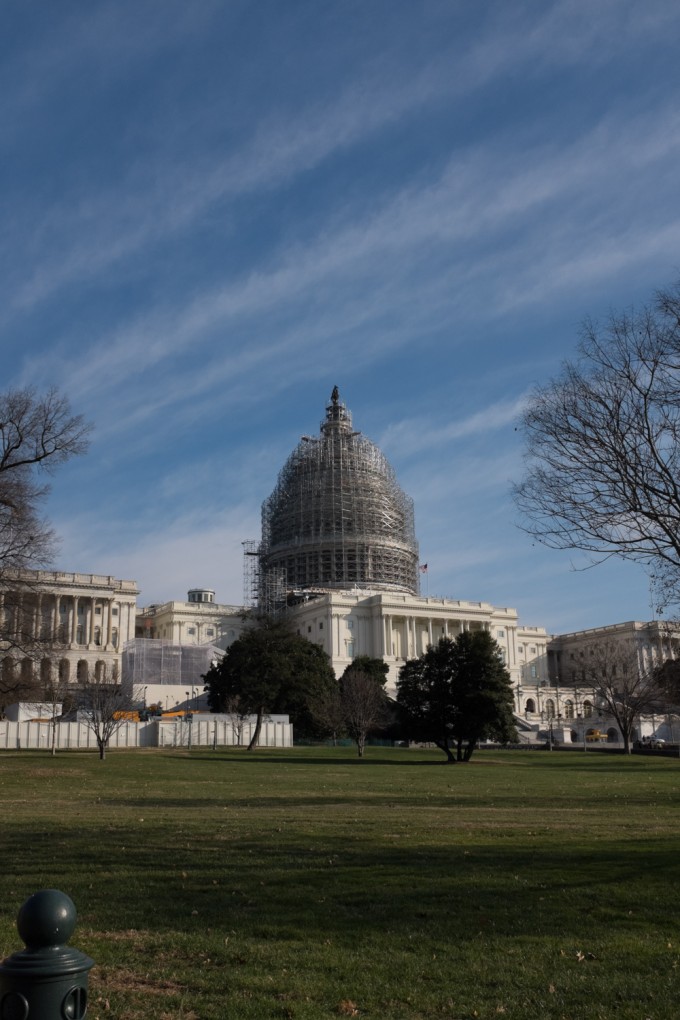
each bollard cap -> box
[17,890,77,949]
[0,890,94,980]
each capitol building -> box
[2,388,675,746]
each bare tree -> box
[78,673,137,760]
[44,668,72,756]
[308,684,347,746]
[340,667,390,758]
[0,387,91,573]
[514,281,680,610]
[223,693,251,746]
[0,388,91,686]
[581,639,663,754]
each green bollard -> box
[0,889,94,1019]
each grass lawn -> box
[0,746,679,1020]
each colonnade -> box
[329,609,493,662]
[0,591,129,651]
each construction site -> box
[249,387,420,612]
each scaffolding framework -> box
[242,540,260,608]
[257,388,419,612]
[122,639,221,689]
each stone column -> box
[52,595,60,641]
[71,597,79,644]
[105,600,113,648]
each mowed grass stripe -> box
[0,748,678,1019]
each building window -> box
[518,645,524,653]
[308,626,312,633]
[564,700,574,720]
[95,606,101,615]
[530,646,536,654]
[497,629,505,638]
[112,607,119,616]
[94,626,101,646]
[187,627,196,635]
[530,665,537,678]
[319,621,323,630]
[583,700,593,718]
[545,699,556,719]
[112,628,118,648]
[347,641,354,657]
[206,628,214,637]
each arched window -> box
[94,626,101,647]
[545,699,555,719]
[583,700,593,718]
[1,658,16,689]
[77,660,88,684]
[95,661,106,681]
[41,659,52,687]
[607,728,619,743]
[564,699,574,720]
[111,628,118,648]
[525,698,536,714]
[59,659,70,683]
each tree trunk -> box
[356,735,365,757]
[435,740,456,762]
[247,708,264,751]
[98,739,106,760]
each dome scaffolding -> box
[254,388,419,611]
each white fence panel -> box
[0,717,293,751]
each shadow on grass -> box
[3,822,679,948]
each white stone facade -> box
[284,589,549,695]
[136,592,248,650]
[0,570,138,695]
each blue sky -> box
[3,0,680,634]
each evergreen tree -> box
[203,618,336,749]
[396,632,516,761]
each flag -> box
[419,563,428,573]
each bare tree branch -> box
[514,281,680,609]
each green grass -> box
[1,747,679,1019]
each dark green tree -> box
[203,618,336,749]
[343,655,389,686]
[396,632,516,762]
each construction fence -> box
[0,717,293,751]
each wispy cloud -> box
[381,397,528,459]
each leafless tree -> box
[308,685,347,745]
[223,693,251,746]
[0,387,91,683]
[340,667,390,758]
[78,673,138,760]
[43,668,73,756]
[514,281,680,610]
[0,386,91,574]
[581,639,663,754]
